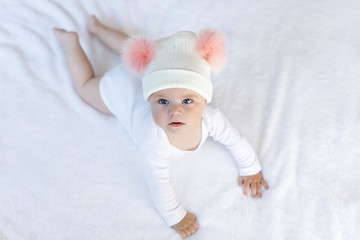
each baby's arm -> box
[144,152,199,238]
[204,106,269,198]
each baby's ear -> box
[196,29,227,73]
[122,36,156,75]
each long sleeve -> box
[99,65,186,226]
[144,151,187,226]
[204,106,262,176]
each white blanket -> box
[1,0,359,239]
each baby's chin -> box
[162,123,189,135]
[165,123,186,132]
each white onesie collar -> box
[157,119,209,156]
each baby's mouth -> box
[169,122,185,127]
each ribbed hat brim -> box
[143,69,213,102]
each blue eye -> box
[182,99,192,104]
[159,99,169,105]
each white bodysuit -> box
[99,65,262,226]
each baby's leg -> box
[89,15,130,54]
[53,28,111,114]
[53,29,95,92]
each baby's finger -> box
[187,224,196,234]
[182,228,191,238]
[179,229,187,238]
[256,182,262,198]
[243,181,250,195]
[192,221,199,231]
[238,177,245,186]
[251,182,257,198]
[261,179,269,189]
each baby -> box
[54,15,269,239]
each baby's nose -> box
[168,103,182,116]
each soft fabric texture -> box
[197,29,227,73]
[132,31,217,102]
[99,64,262,226]
[1,0,360,239]
[122,36,156,75]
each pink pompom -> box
[197,29,227,73]
[122,36,156,75]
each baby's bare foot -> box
[88,15,101,34]
[53,28,79,47]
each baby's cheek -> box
[190,106,205,120]
[153,117,164,127]
[151,110,167,127]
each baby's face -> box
[148,88,207,135]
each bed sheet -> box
[1,0,359,239]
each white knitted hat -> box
[122,30,227,103]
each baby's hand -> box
[238,172,269,198]
[172,212,199,238]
